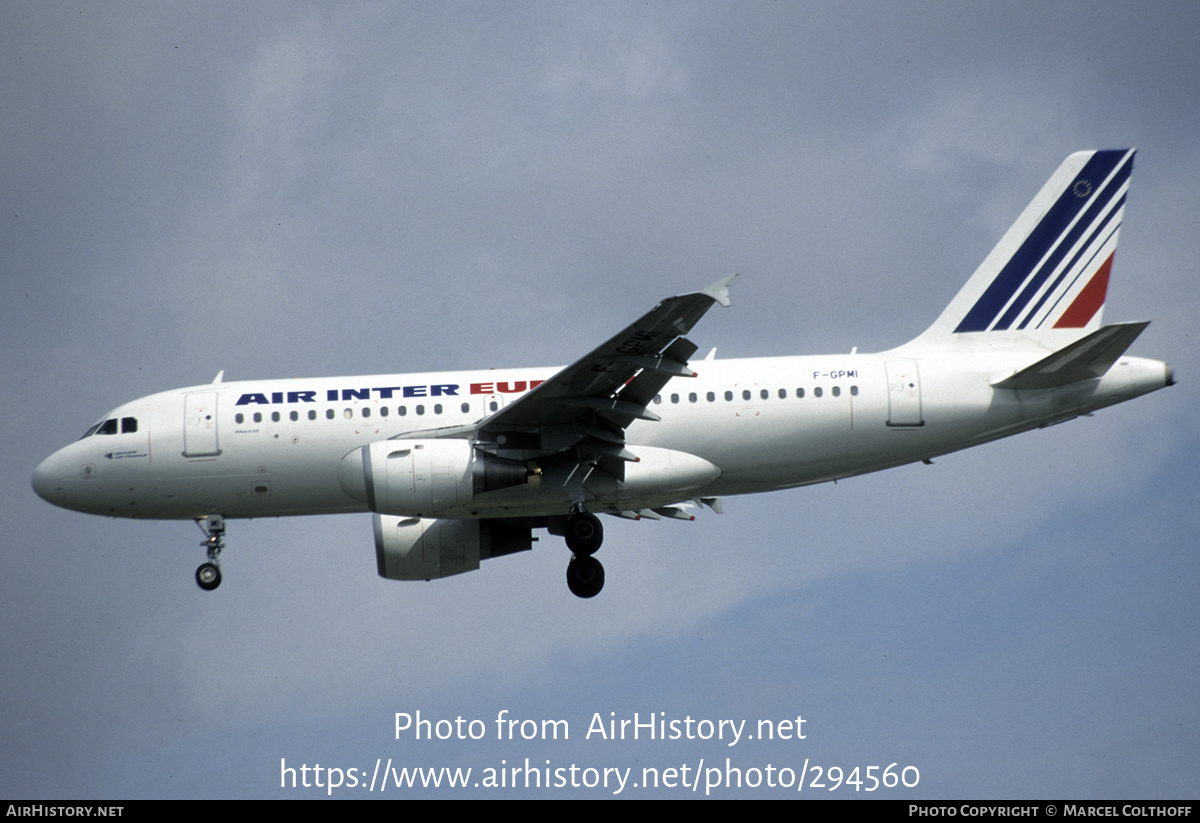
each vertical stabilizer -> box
[903,150,1135,351]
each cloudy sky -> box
[3,2,1196,799]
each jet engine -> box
[374,515,532,580]
[338,439,527,517]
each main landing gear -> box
[564,505,605,598]
[194,515,225,591]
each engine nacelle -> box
[374,515,532,580]
[339,439,527,517]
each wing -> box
[474,275,736,490]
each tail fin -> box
[904,149,1135,351]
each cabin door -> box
[183,391,222,457]
[885,360,924,427]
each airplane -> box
[32,149,1173,598]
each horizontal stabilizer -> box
[992,322,1149,390]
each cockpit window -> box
[80,417,138,438]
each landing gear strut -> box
[564,505,605,598]
[194,515,225,591]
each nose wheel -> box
[194,515,225,591]
[196,561,222,590]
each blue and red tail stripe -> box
[953,150,1134,333]
[1018,206,1122,330]
[1052,251,1115,329]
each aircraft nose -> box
[32,450,75,507]
[32,454,59,503]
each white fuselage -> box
[29,151,1174,597]
[31,350,1171,522]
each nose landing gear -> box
[194,515,225,591]
[196,561,221,590]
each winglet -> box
[701,273,738,308]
